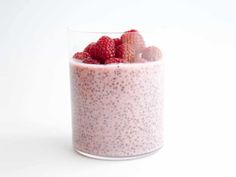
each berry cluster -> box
[73,29,162,64]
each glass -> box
[69,30,164,160]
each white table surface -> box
[1,0,236,176]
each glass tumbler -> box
[69,30,164,160]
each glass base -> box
[74,146,163,161]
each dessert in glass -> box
[69,29,163,160]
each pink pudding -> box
[70,60,164,158]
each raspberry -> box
[121,30,145,53]
[95,36,115,63]
[113,38,122,47]
[73,52,91,60]
[83,42,97,59]
[82,58,100,64]
[105,58,127,64]
[84,42,96,54]
[142,46,162,61]
[116,43,135,62]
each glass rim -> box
[67,26,166,34]
[68,30,126,34]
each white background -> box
[1,0,236,176]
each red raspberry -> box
[82,58,100,64]
[121,29,145,53]
[142,46,162,61]
[113,38,122,47]
[83,42,98,59]
[95,36,115,63]
[73,52,91,60]
[84,42,96,54]
[116,43,135,62]
[105,58,127,64]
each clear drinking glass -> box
[69,30,164,160]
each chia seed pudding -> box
[70,60,164,158]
